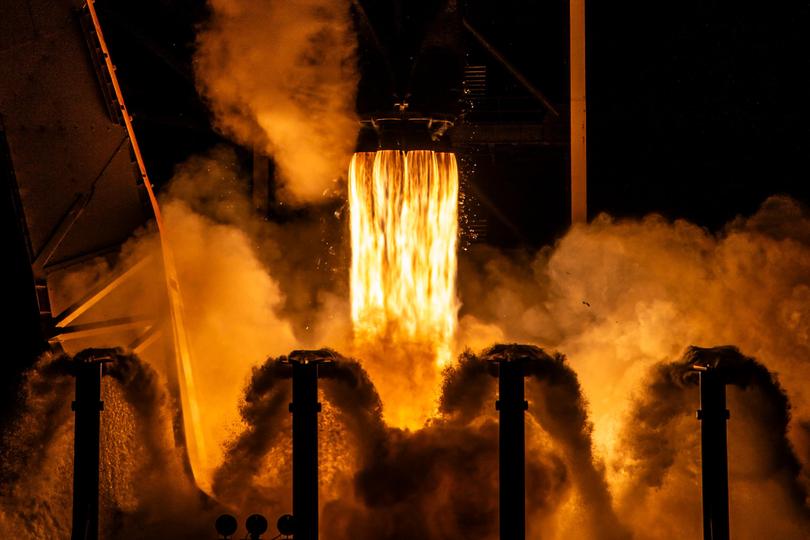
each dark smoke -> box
[482,345,630,540]
[319,355,387,463]
[0,349,216,538]
[439,350,497,423]
[322,351,502,540]
[686,346,810,522]
[318,346,615,539]
[325,419,505,540]
[0,352,73,493]
[99,348,215,539]
[212,356,293,511]
[619,345,810,536]
[214,347,595,539]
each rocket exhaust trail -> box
[349,150,459,367]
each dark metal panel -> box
[0,0,147,277]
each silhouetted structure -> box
[694,365,730,540]
[71,352,112,540]
[246,514,269,540]
[286,350,334,540]
[215,514,238,539]
[492,354,528,540]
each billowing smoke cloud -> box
[614,346,810,538]
[457,196,810,498]
[6,132,810,540]
[0,349,215,539]
[452,197,810,538]
[509,345,629,540]
[439,350,497,423]
[212,358,292,511]
[44,147,349,489]
[99,349,216,539]
[195,0,359,204]
[0,353,74,537]
[162,148,351,342]
[208,346,625,540]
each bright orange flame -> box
[349,150,459,425]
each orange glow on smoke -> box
[349,150,459,426]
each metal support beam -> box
[70,352,112,540]
[50,316,153,344]
[494,358,527,540]
[695,366,731,540]
[569,0,587,224]
[128,324,162,355]
[53,257,151,329]
[287,350,333,540]
[462,18,559,119]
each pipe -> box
[288,351,333,540]
[70,354,109,540]
[495,358,528,540]
[695,367,731,540]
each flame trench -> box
[349,150,459,368]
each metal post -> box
[71,356,106,540]
[569,0,587,224]
[696,367,730,540]
[288,351,332,540]
[495,359,527,540]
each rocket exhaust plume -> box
[349,150,459,427]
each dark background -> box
[90,0,810,240]
[3,0,810,428]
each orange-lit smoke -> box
[4,158,810,539]
[194,0,358,204]
[348,150,459,427]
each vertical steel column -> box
[289,354,323,540]
[569,0,588,224]
[696,367,730,540]
[71,358,104,540]
[496,359,527,540]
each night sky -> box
[92,0,810,237]
[588,1,810,229]
[3,0,810,426]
